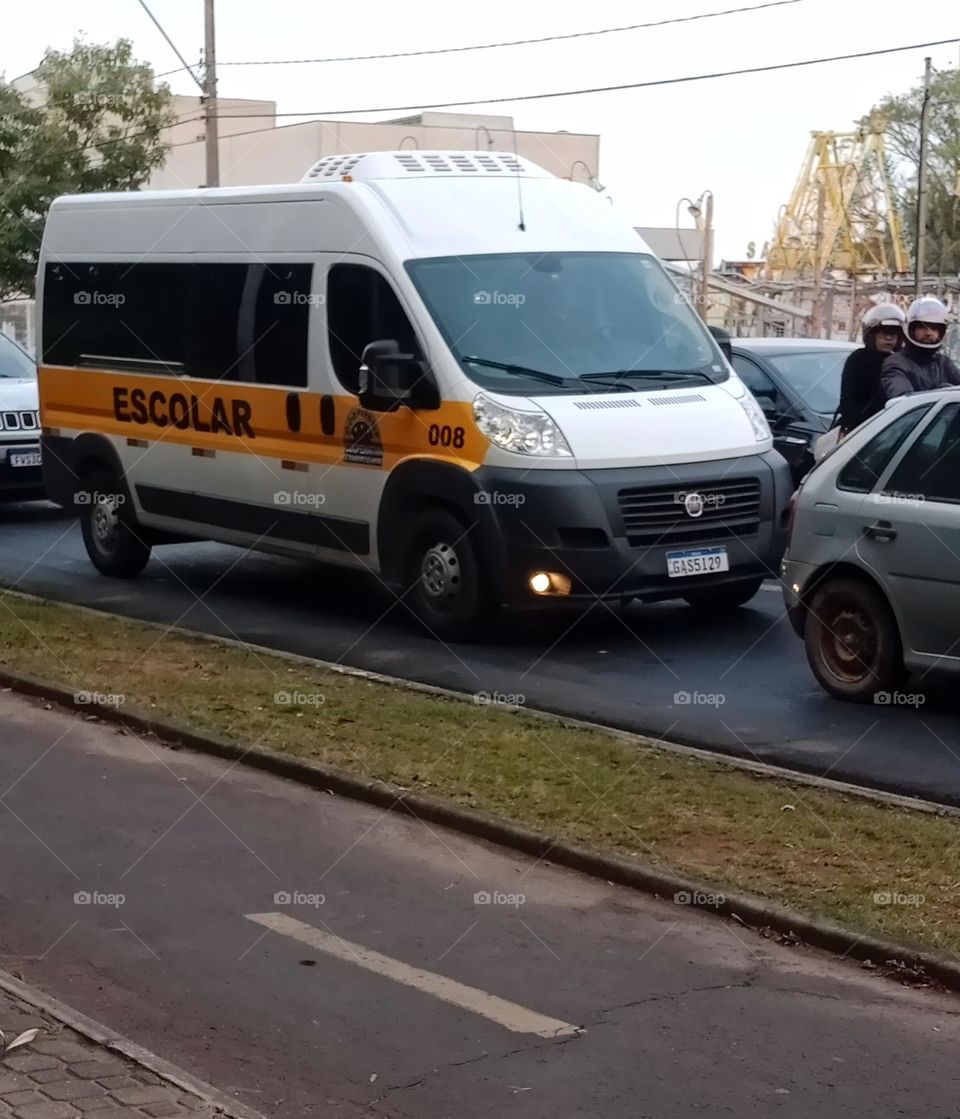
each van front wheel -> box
[403,508,490,642]
[79,468,151,578]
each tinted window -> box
[327,264,421,394]
[885,404,960,504]
[406,252,721,395]
[237,264,311,388]
[766,349,850,415]
[0,334,36,380]
[44,262,189,370]
[43,261,312,387]
[732,354,778,398]
[837,406,932,493]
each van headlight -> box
[473,393,572,457]
[739,392,772,442]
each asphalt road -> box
[0,502,958,805]
[2,694,959,1119]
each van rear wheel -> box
[804,576,902,702]
[403,508,490,642]
[79,467,151,578]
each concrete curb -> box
[5,664,960,993]
[0,965,268,1119]
[2,585,957,818]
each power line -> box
[135,0,203,90]
[205,37,960,120]
[155,0,804,78]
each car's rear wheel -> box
[79,467,151,578]
[683,577,763,614]
[804,576,902,702]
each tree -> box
[0,38,174,298]
[870,67,960,275]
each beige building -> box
[149,99,601,191]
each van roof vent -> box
[300,151,552,183]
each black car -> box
[729,338,855,487]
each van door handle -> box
[863,520,897,542]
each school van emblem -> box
[343,407,383,466]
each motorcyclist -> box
[881,297,960,399]
[836,303,904,436]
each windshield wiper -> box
[580,368,714,384]
[461,356,566,386]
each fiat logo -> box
[683,492,705,518]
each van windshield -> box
[405,252,724,395]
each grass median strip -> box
[1,592,959,960]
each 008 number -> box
[428,424,465,449]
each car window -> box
[732,354,778,399]
[837,405,933,494]
[0,334,36,380]
[765,350,850,416]
[884,403,960,504]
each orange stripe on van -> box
[38,365,486,472]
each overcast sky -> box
[5,0,958,260]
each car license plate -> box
[666,546,729,578]
[9,452,41,468]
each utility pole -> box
[810,183,826,337]
[203,0,220,188]
[698,191,714,319]
[915,56,932,296]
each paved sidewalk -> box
[0,985,228,1119]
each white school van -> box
[37,151,791,639]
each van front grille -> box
[618,477,762,546]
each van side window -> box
[884,404,960,504]
[242,264,312,388]
[42,261,312,387]
[43,262,190,370]
[187,264,248,380]
[837,406,932,494]
[327,264,421,394]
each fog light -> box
[529,572,572,596]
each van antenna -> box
[511,136,526,231]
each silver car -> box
[782,387,960,701]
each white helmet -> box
[861,302,905,339]
[906,296,949,349]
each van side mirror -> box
[358,339,437,412]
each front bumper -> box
[0,441,45,500]
[475,451,793,607]
[780,556,817,636]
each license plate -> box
[9,452,41,468]
[666,546,729,578]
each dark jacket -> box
[837,347,887,433]
[882,344,960,399]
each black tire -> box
[78,467,151,578]
[804,576,902,702]
[402,507,491,642]
[683,577,763,614]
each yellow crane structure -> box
[765,115,909,279]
